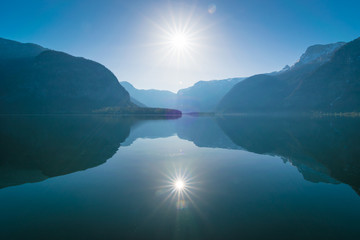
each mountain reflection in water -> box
[0,115,359,194]
[1,115,360,240]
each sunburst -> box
[145,4,211,68]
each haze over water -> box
[0,115,359,239]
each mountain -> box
[0,38,131,113]
[284,37,360,112]
[177,78,244,112]
[292,42,345,68]
[122,78,244,113]
[0,37,46,60]
[120,81,177,109]
[130,97,146,107]
[217,39,359,113]
[216,64,321,113]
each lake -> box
[0,115,359,240]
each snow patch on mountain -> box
[293,42,346,68]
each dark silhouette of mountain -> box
[217,40,357,113]
[0,37,46,60]
[217,74,288,113]
[217,116,360,191]
[177,78,244,112]
[120,81,177,109]
[0,38,131,113]
[216,63,321,113]
[0,116,134,189]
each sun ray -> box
[141,3,214,73]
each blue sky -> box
[1,0,359,92]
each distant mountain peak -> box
[280,65,290,72]
[120,81,177,109]
[293,42,346,68]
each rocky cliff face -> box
[292,42,345,68]
[285,37,360,112]
[218,37,360,113]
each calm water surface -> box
[0,115,359,239]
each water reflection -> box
[1,115,360,195]
[1,115,360,239]
[158,167,198,211]
[0,115,172,189]
[123,115,360,195]
[217,116,360,194]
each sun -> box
[170,33,189,49]
[146,4,212,71]
[174,179,185,191]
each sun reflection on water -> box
[158,167,199,210]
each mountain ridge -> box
[0,37,46,60]
[217,37,360,113]
[0,37,181,115]
[120,81,177,109]
[0,41,132,113]
[122,77,245,112]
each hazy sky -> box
[1,0,359,92]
